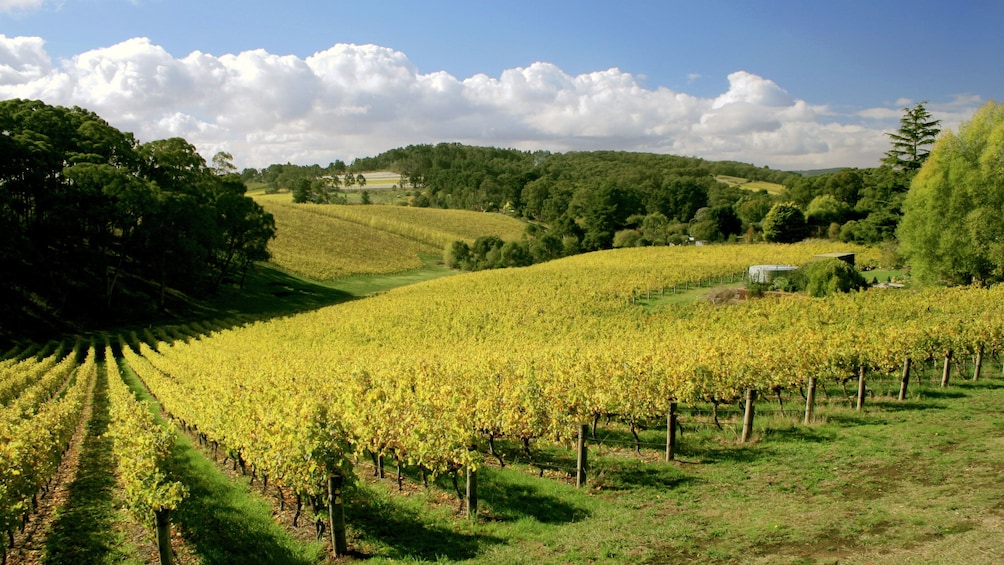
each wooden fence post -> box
[973,346,983,381]
[575,423,588,487]
[803,377,816,425]
[898,357,911,401]
[665,402,678,461]
[466,466,478,520]
[328,474,348,557]
[941,351,952,387]
[155,508,173,565]
[741,388,756,443]
[856,364,867,411]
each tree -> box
[802,259,868,297]
[211,151,237,175]
[761,203,808,243]
[883,101,941,172]
[805,194,851,231]
[898,101,1004,285]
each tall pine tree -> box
[883,101,942,172]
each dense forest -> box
[0,99,276,340]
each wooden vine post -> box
[575,423,589,487]
[898,357,912,401]
[941,351,953,388]
[740,388,756,443]
[466,465,478,520]
[665,401,678,461]
[973,346,984,381]
[155,508,173,565]
[856,364,867,411]
[327,474,348,557]
[803,377,817,425]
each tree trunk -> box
[327,475,348,557]
[803,377,816,425]
[741,388,756,443]
[898,357,911,401]
[575,423,588,487]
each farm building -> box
[748,264,798,284]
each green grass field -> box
[716,175,787,195]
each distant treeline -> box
[1,99,276,340]
[249,143,909,262]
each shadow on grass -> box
[760,425,837,443]
[591,458,697,492]
[870,399,948,412]
[168,438,321,565]
[346,485,503,561]
[675,441,769,465]
[43,367,134,564]
[478,467,592,523]
[914,388,968,400]
[824,413,891,426]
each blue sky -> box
[2,0,1000,169]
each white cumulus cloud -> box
[0,35,986,170]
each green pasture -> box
[715,175,786,195]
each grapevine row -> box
[105,346,186,563]
[126,246,1001,487]
[0,346,95,558]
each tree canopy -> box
[898,101,1004,285]
[0,99,275,338]
[883,101,941,172]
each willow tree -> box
[898,101,1004,285]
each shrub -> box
[802,258,868,297]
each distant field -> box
[259,201,527,280]
[715,175,786,195]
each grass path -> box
[34,361,147,564]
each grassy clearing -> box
[339,367,1004,563]
[715,175,786,195]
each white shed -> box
[748,264,798,284]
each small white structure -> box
[748,264,798,284]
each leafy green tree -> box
[211,151,237,175]
[612,229,642,248]
[898,101,1004,284]
[360,190,372,205]
[805,194,852,232]
[499,241,533,267]
[883,101,941,172]
[761,203,808,243]
[444,241,472,270]
[802,259,868,297]
[529,232,564,262]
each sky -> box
[1,0,1000,171]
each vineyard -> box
[4,242,1004,563]
[258,201,526,280]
